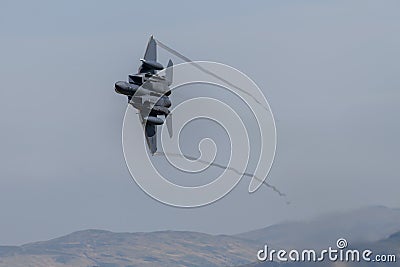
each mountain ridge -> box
[1,206,399,267]
[235,205,400,249]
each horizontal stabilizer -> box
[144,123,157,154]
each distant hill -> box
[235,206,400,250]
[0,230,259,267]
[0,206,399,267]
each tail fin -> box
[166,59,173,86]
[139,35,163,74]
[144,35,157,61]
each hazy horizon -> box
[3,205,399,246]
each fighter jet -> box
[115,36,173,154]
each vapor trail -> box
[154,38,287,202]
[155,39,270,112]
[154,151,288,201]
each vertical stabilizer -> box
[166,59,173,86]
[143,35,157,61]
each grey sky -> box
[0,0,399,245]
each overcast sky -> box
[0,0,399,245]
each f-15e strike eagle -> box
[115,36,173,154]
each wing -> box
[139,113,157,155]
